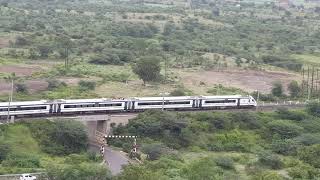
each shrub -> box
[258,151,283,169]
[47,79,66,90]
[275,108,307,121]
[271,82,283,97]
[288,80,301,98]
[142,143,166,161]
[294,133,320,146]
[306,101,320,117]
[231,112,261,129]
[298,144,320,168]
[15,83,28,94]
[267,120,303,139]
[78,80,96,91]
[271,138,299,155]
[170,88,186,96]
[2,153,40,168]
[0,142,10,162]
[214,156,234,170]
[182,157,231,180]
[210,129,259,152]
[251,171,285,180]
[195,112,232,130]
[288,163,320,179]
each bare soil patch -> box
[0,65,44,76]
[0,79,48,95]
[0,37,11,48]
[179,69,301,94]
[58,77,103,86]
[25,79,48,93]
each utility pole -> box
[307,66,310,97]
[164,55,168,83]
[7,79,13,122]
[311,67,315,96]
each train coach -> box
[0,100,52,117]
[0,95,257,119]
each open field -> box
[178,69,301,94]
[292,54,320,67]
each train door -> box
[49,104,53,113]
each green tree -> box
[306,101,320,117]
[271,82,283,97]
[37,44,52,58]
[267,120,303,139]
[0,142,10,162]
[288,80,300,98]
[78,80,96,92]
[15,83,28,94]
[46,163,111,180]
[298,144,320,168]
[132,56,161,85]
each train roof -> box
[133,96,195,101]
[202,95,251,99]
[0,100,49,107]
[57,98,127,103]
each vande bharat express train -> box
[0,95,257,118]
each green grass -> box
[291,54,320,67]
[3,124,41,155]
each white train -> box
[0,95,256,118]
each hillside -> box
[111,104,320,179]
[0,120,111,179]
[0,0,320,101]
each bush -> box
[170,88,186,96]
[89,54,122,65]
[288,80,301,98]
[267,120,303,139]
[271,138,299,155]
[183,157,233,180]
[214,156,234,170]
[47,79,66,90]
[15,83,28,94]
[0,142,10,162]
[271,82,283,97]
[78,80,96,91]
[210,129,259,152]
[26,120,88,155]
[294,133,320,146]
[251,171,285,180]
[298,144,320,168]
[258,151,283,169]
[306,101,320,117]
[231,112,261,129]
[2,153,40,168]
[288,163,320,179]
[142,143,166,161]
[194,112,232,130]
[275,108,307,121]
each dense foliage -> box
[112,104,320,179]
[0,120,110,179]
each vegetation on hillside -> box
[110,103,320,179]
[0,120,111,179]
[0,0,320,100]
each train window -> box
[99,103,122,107]
[165,101,190,105]
[0,108,8,112]
[64,105,76,108]
[138,102,163,106]
[4,106,48,111]
[138,101,190,106]
[205,100,236,103]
